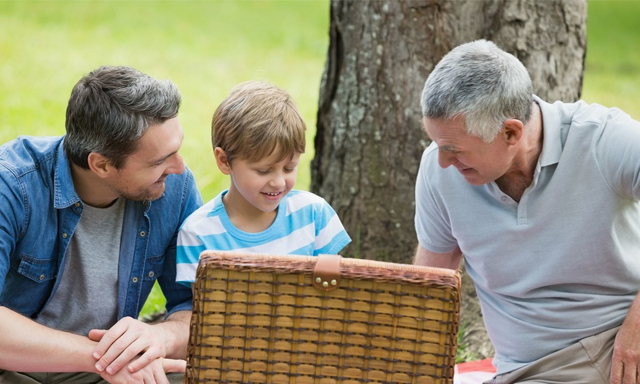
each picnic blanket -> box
[454,358,496,384]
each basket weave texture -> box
[187,251,461,384]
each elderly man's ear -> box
[501,119,524,145]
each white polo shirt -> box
[415,96,640,374]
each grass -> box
[1,0,639,321]
[582,0,640,116]
[455,322,479,364]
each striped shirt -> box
[176,189,351,286]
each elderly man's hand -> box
[98,355,186,384]
[610,303,640,384]
[89,317,171,375]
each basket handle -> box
[313,254,341,291]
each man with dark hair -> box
[415,40,640,383]
[0,66,202,384]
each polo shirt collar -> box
[535,95,563,167]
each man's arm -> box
[0,300,186,384]
[413,244,463,270]
[610,292,640,384]
[0,168,99,372]
[0,306,98,372]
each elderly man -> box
[414,39,640,384]
[0,66,202,384]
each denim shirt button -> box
[62,233,68,239]
[139,231,146,237]
[74,202,81,207]
[148,271,155,278]
[39,274,45,281]
[132,277,139,283]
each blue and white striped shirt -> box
[176,189,351,286]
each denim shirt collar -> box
[53,138,82,209]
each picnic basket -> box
[186,251,461,384]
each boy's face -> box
[218,147,300,216]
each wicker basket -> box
[186,251,461,384]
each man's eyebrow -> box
[148,151,177,165]
[438,145,459,153]
[148,132,184,164]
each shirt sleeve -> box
[313,199,351,255]
[414,146,459,253]
[0,165,24,292]
[159,168,203,314]
[176,219,206,287]
[593,108,640,200]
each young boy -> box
[175,81,351,286]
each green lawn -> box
[582,0,640,117]
[1,0,638,318]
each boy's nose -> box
[269,174,286,189]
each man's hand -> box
[89,317,170,375]
[98,355,186,384]
[611,298,640,384]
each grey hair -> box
[64,66,181,169]
[421,40,533,142]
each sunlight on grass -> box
[583,0,640,119]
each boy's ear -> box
[87,152,114,179]
[214,147,232,175]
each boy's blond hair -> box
[212,81,306,164]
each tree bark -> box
[313,0,586,360]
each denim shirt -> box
[0,136,203,320]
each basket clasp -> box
[313,254,341,291]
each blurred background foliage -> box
[1,0,638,317]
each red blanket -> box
[454,358,496,384]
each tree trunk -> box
[312,0,586,360]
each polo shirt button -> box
[501,196,507,201]
[132,277,139,283]
[139,231,146,237]
[62,233,68,239]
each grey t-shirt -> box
[415,96,640,374]
[37,198,125,336]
